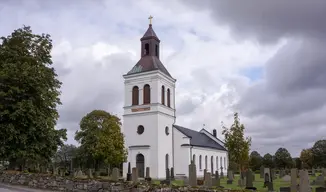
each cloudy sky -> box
[1,0,326,157]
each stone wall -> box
[0,172,242,192]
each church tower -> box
[122,17,176,179]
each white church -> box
[122,21,228,179]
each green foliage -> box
[0,26,67,166]
[262,153,274,168]
[311,140,326,167]
[75,110,127,168]
[274,147,293,169]
[249,151,262,171]
[293,157,302,169]
[222,112,251,171]
[300,148,313,169]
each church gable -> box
[173,125,227,151]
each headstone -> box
[76,170,83,177]
[165,168,171,185]
[267,181,274,191]
[245,169,254,188]
[132,167,138,183]
[280,187,291,192]
[299,170,310,192]
[238,179,244,187]
[282,175,291,182]
[271,169,276,180]
[280,169,285,178]
[126,162,132,181]
[87,169,93,178]
[260,166,264,178]
[188,162,197,187]
[170,167,175,180]
[220,167,224,178]
[312,169,316,176]
[204,172,212,187]
[290,168,298,192]
[203,169,207,180]
[264,168,271,187]
[315,175,325,186]
[227,170,233,181]
[107,168,111,176]
[213,171,220,186]
[111,168,119,182]
[145,167,151,181]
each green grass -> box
[153,174,324,191]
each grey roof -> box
[173,125,227,151]
[127,56,172,77]
[141,24,159,41]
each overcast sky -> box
[1,0,326,157]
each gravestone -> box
[163,168,170,185]
[76,170,83,177]
[145,167,151,181]
[170,167,175,180]
[299,170,311,192]
[271,169,276,180]
[280,187,291,192]
[111,168,119,182]
[87,169,93,178]
[312,169,316,176]
[188,162,197,187]
[264,168,271,187]
[126,162,132,181]
[203,169,207,180]
[213,170,220,186]
[132,167,138,183]
[280,169,285,178]
[245,169,254,188]
[227,170,233,184]
[315,175,325,186]
[260,166,264,178]
[282,175,291,182]
[290,168,298,192]
[220,167,224,178]
[204,172,212,187]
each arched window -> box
[224,157,226,170]
[220,157,223,169]
[143,84,151,104]
[155,44,159,57]
[199,155,202,170]
[167,88,171,107]
[132,86,139,105]
[205,155,208,170]
[216,156,219,171]
[193,154,196,165]
[165,154,169,169]
[211,156,214,174]
[145,43,149,55]
[161,85,165,105]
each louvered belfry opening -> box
[143,84,151,104]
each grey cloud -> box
[180,0,326,155]
[183,0,326,43]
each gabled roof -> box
[127,56,172,77]
[173,125,227,151]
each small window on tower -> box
[155,44,158,57]
[145,43,149,55]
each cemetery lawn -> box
[154,174,323,191]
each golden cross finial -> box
[148,15,153,25]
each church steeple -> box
[126,16,172,78]
[140,16,160,58]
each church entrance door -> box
[136,153,145,178]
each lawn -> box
[153,173,324,191]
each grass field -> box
[153,173,324,191]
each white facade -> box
[122,23,228,179]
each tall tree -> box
[300,148,313,169]
[75,110,127,169]
[0,26,67,169]
[262,153,274,168]
[311,140,326,167]
[274,147,293,169]
[54,144,78,169]
[249,151,263,171]
[222,112,251,173]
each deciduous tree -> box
[262,153,274,168]
[249,151,263,171]
[311,140,326,167]
[300,148,313,169]
[75,110,127,170]
[0,26,67,169]
[222,112,251,173]
[274,147,293,169]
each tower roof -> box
[141,24,160,42]
[126,18,173,78]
